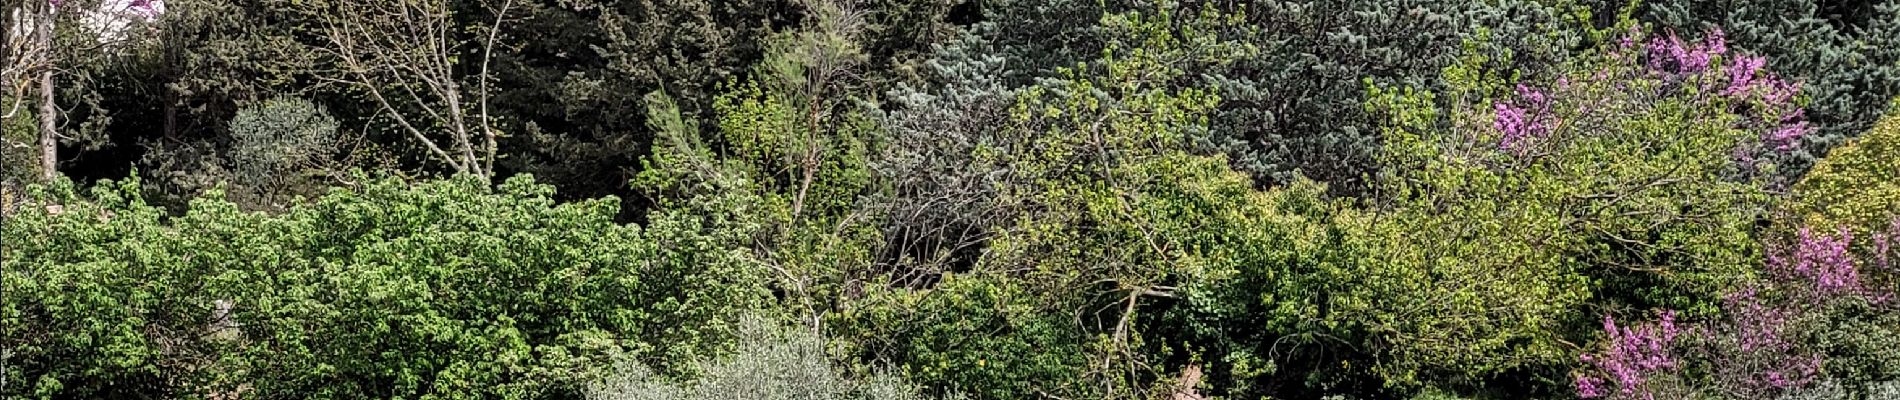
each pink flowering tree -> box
[1485,27,1809,175]
[1355,23,1820,386]
[1378,24,1815,307]
[1575,218,1900,399]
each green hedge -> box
[1,175,771,399]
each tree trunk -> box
[1,7,12,133]
[35,1,55,182]
[163,97,177,139]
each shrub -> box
[226,96,340,196]
[138,96,357,212]
[1574,220,1900,399]
[1314,24,1798,390]
[1,177,238,399]
[1,175,773,399]
[1794,100,1900,235]
[587,316,952,400]
[1190,0,1601,195]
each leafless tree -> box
[3,1,59,182]
[313,0,514,181]
[2,6,36,175]
[2,0,152,183]
[33,0,53,182]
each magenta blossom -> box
[1577,312,1683,398]
[1723,55,1768,96]
[1495,84,1553,152]
[1767,227,1860,297]
[1646,29,1726,75]
[1576,375,1608,398]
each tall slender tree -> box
[34,0,53,182]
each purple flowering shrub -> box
[1573,311,1693,400]
[1485,27,1809,183]
[1355,23,1847,390]
[1483,26,1810,308]
[1350,24,1827,387]
[1575,219,1900,399]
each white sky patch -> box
[9,0,165,47]
[84,0,165,44]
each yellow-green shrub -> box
[1794,100,1900,234]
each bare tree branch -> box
[313,0,513,181]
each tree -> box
[1169,25,1796,396]
[88,0,351,209]
[0,0,156,183]
[1642,0,1900,182]
[132,96,354,212]
[490,0,784,209]
[869,29,1021,279]
[490,0,954,216]
[976,0,1133,85]
[841,5,1264,398]
[2,0,47,185]
[947,0,1606,196]
[0,0,67,182]
[1361,23,1798,386]
[140,0,316,140]
[1573,220,1900,399]
[312,0,517,181]
[33,0,55,182]
[219,96,356,208]
[1185,0,1603,196]
[635,0,885,330]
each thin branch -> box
[478,0,513,178]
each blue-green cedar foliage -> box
[1190,0,1604,195]
[951,0,1604,196]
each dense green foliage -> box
[4,0,1899,399]
[3,176,771,399]
[1795,100,1900,234]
